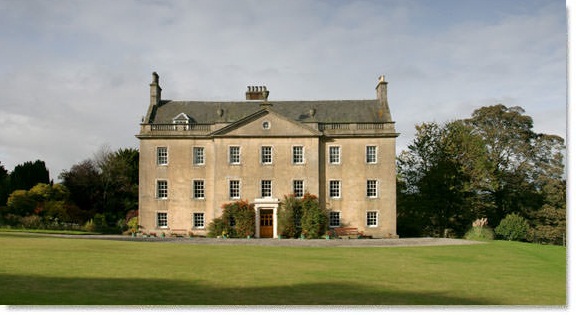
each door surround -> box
[254,197,280,238]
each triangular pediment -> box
[212,108,321,137]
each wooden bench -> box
[333,227,364,239]
[169,229,188,238]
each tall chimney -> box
[143,72,162,123]
[150,72,162,108]
[375,75,392,121]
[376,75,387,102]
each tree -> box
[94,146,139,222]
[9,160,50,192]
[2,182,89,227]
[397,121,493,237]
[0,162,9,206]
[59,147,139,225]
[59,159,101,212]
[463,105,553,224]
[527,134,566,245]
[397,104,565,241]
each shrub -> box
[208,200,255,238]
[84,219,97,232]
[92,214,108,230]
[20,215,44,229]
[1,213,22,227]
[207,217,227,238]
[127,217,139,233]
[300,193,328,239]
[495,213,530,241]
[83,214,109,233]
[278,195,303,238]
[464,226,494,241]
[7,190,36,216]
[278,193,327,239]
[229,201,255,238]
[464,217,494,241]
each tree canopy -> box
[1,147,138,233]
[397,104,565,244]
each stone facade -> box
[136,73,399,238]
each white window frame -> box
[366,145,378,164]
[366,211,378,227]
[367,180,378,198]
[329,180,341,199]
[193,213,205,229]
[229,146,241,165]
[157,212,168,228]
[329,211,341,227]
[293,179,304,198]
[261,146,273,164]
[261,180,272,198]
[329,146,341,164]
[193,147,205,166]
[156,180,168,199]
[157,147,168,166]
[193,179,205,199]
[229,179,241,199]
[292,146,305,164]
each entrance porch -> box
[253,197,280,238]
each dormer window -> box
[172,113,190,124]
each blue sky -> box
[0,0,567,179]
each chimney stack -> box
[150,72,162,108]
[246,86,269,101]
[376,75,387,102]
[375,75,392,121]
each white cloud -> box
[0,0,566,178]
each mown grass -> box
[0,232,566,305]
[0,228,100,235]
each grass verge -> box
[0,232,566,305]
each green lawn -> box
[0,232,566,305]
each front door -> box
[260,209,273,238]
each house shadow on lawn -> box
[1,274,500,306]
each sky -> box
[0,0,568,181]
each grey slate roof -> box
[150,99,391,124]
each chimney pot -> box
[246,85,269,101]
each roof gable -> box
[212,108,322,137]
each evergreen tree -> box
[9,160,50,192]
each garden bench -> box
[169,229,188,237]
[333,227,364,239]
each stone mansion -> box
[137,73,398,238]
